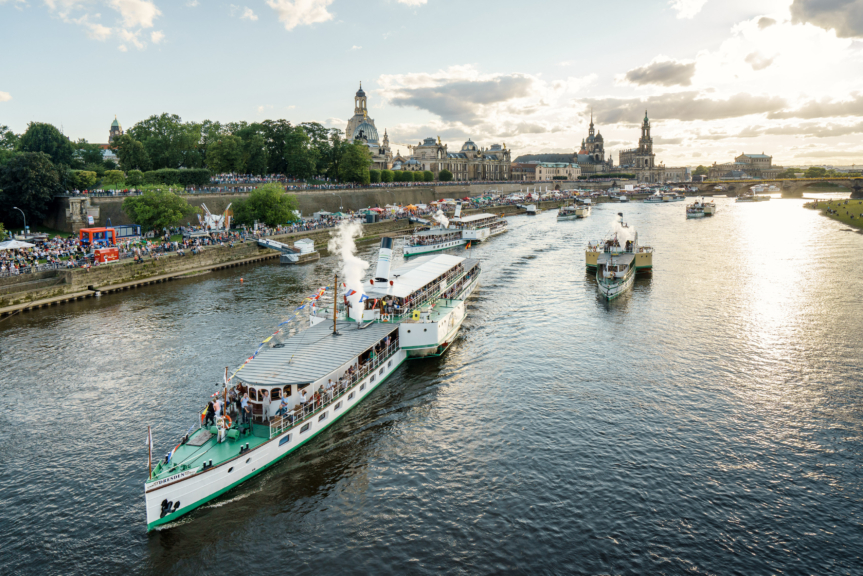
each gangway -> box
[257,238,319,264]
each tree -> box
[0,125,19,165]
[207,134,244,174]
[300,121,332,176]
[74,170,98,190]
[423,170,434,182]
[284,127,317,179]
[122,189,195,233]
[338,142,372,185]
[18,122,75,166]
[127,170,145,187]
[693,165,709,177]
[804,166,828,178]
[0,152,63,226]
[439,169,453,182]
[777,168,800,179]
[0,221,5,238]
[231,183,300,227]
[114,134,151,171]
[381,169,394,183]
[103,170,126,187]
[325,129,349,180]
[369,169,380,183]
[127,113,200,170]
[243,134,268,176]
[73,138,106,168]
[261,119,294,174]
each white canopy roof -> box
[0,240,35,250]
[451,213,496,224]
[366,254,465,298]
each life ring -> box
[220,415,232,428]
[382,313,390,322]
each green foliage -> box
[0,152,63,226]
[127,113,202,170]
[423,170,434,182]
[577,172,635,180]
[102,170,126,187]
[412,171,424,182]
[73,170,98,190]
[338,142,372,185]
[142,168,210,187]
[261,119,294,174]
[369,169,381,183]
[122,189,195,233]
[113,134,152,171]
[0,221,5,238]
[243,134,268,176]
[804,166,829,178]
[380,169,394,183]
[325,129,348,180]
[207,134,244,174]
[391,170,404,182]
[776,168,800,178]
[693,165,709,177]
[18,122,75,166]
[552,176,567,180]
[74,139,106,167]
[231,183,300,227]
[438,169,453,182]
[284,127,317,179]
[300,121,332,175]
[126,170,145,187]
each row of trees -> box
[693,165,861,180]
[121,184,300,233]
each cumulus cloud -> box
[744,52,775,70]
[669,0,707,19]
[585,91,787,123]
[621,57,696,87]
[758,16,776,29]
[186,0,198,5]
[791,0,863,38]
[266,0,333,31]
[109,0,161,28]
[0,91,12,102]
[350,45,361,50]
[117,27,144,49]
[397,0,427,5]
[73,14,113,40]
[150,29,163,42]
[769,93,863,119]
[241,6,257,20]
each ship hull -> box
[597,266,636,300]
[404,239,467,257]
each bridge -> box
[680,178,863,198]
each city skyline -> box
[1,0,862,166]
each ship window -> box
[271,388,280,401]
[228,467,233,473]
[371,375,376,383]
[379,368,384,376]
[246,458,251,463]
[407,330,411,333]
[349,392,355,400]
[279,434,291,446]
[334,402,342,411]
[301,423,310,434]
[361,382,367,390]
[249,388,257,401]
[424,329,427,332]
[319,412,327,422]
[388,360,392,368]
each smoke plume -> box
[432,209,450,228]
[328,219,369,315]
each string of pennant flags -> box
[226,283,362,383]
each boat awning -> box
[236,321,398,387]
[596,253,635,266]
[367,254,466,298]
[451,213,496,224]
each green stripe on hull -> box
[404,243,467,258]
[147,356,407,531]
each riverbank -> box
[804,198,863,231]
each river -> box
[1,195,861,575]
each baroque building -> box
[576,111,614,175]
[405,137,511,180]
[708,153,782,180]
[344,82,393,170]
[109,115,123,143]
[618,111,687,183]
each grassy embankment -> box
[804,198,863,230]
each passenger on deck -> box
[276,396,292,422]
[261,389,270,423]
[213,398,222,420]
[204,401,215,427]
[240,393,250,424]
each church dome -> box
[422,137,436,146]
[595,132,603,141]
[111,117,120,128]
[353,120,379,144]
[461,139,478,152]
[356,83,366,97]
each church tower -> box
[639,110,653,155]
[109,115,123,143]
[354,82,367,117]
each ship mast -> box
[333,272,338,334]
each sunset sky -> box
[2,0,862,166]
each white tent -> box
[0,240,35,250]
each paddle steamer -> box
[585,214,653,300]
[144,238,480,530]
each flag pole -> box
[147,425,152,479]
[333,272,339,334]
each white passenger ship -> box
[585,214,653,301]
[403,206,507,257]
[144,238,480,531]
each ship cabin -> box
[406,228,463,247]
[449,213,504,241]
[585,233,653,272]
[350,254,480,322]
[236,320,400,435]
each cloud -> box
[397,0,426,4]
[118,27,144,49]
[744,52,775,71]
[186,0,198,5]
[350,45,361,50]
[768,94,863,119]
[384,72,534,123]
[0,91,11,102]
[669,0,707,19]
[790,0,863,38]
[757,16,776,29]
[109,0,161,29]
[118,44,127,51]
[794,149,863,158]
[266,0,333,30]
[692,152,702,157]
[621,57,696,87]
[585,91,788,123]
[150,29,163,42]
[73,14,113,40]
[241,6,257,20]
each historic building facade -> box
[109,115,123,143]
[511,162,581,181]
[576,112,615,175]
[708,153,782,180]
[618,111,688,183]
[345,83,393,170]
[404,137,511,180]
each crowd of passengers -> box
[203,335,398,429]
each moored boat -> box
[525,204,542,216]
[686,200,705,219]
[558,204,579,220]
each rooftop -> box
[368,254,470,298]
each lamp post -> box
[13,206,26,235]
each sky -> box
[1,0,863,167]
